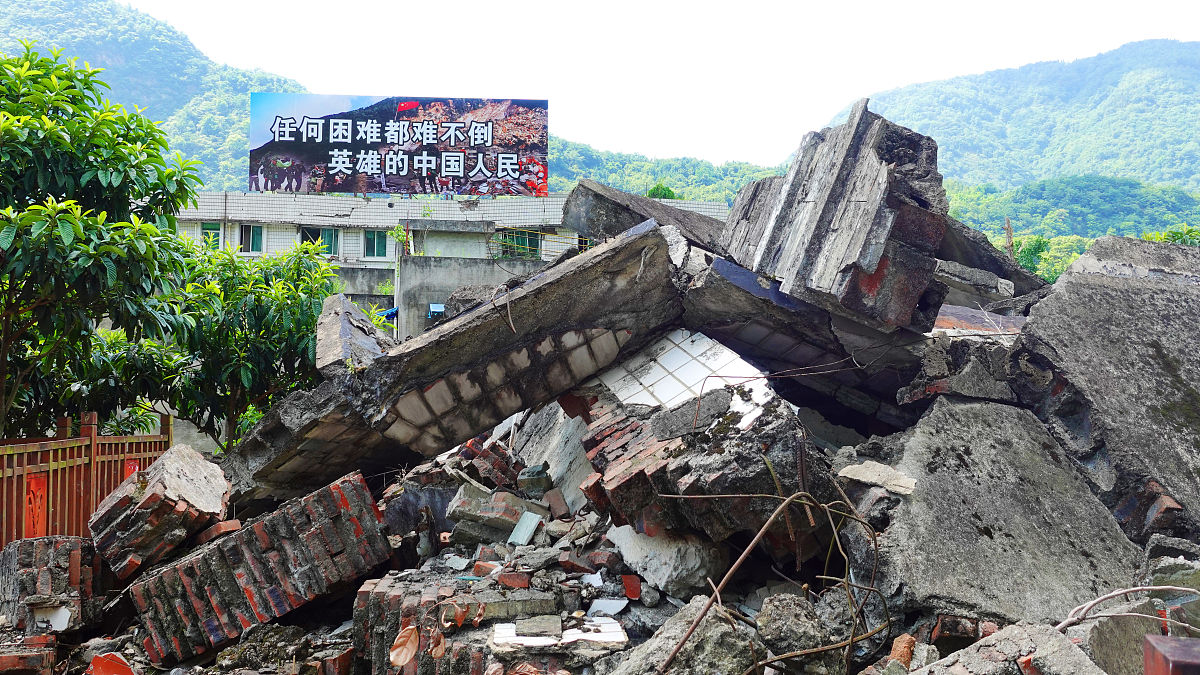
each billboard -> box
[248,93,548,197]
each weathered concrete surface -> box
[89,444,230,579]
[563,179,728,255]
[605,526,727,597]
[851,398,1139,624]
[225,222,684,504]
[1008,236,1200,542]
[934,258,1014,307]
[897,334,1017,406]
[129,472,389,665]
[315,294,396,379]
[722,98,950,332]
[606,596,766,675]
[0,537,109,635]
[684,256,928,436]
[755,593,844,674]
[913,623,1103,674]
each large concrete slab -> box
[225,221,684,504]
[1008,236,1200,542]
[562,179,728,255]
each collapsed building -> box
[5,98,1200,675]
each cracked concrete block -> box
[1008,236,1200,543]
[315,293,397,379]
[606,526,726,597]
[89,444,230,580]
[913,623,1103,674]
[722,99,950,331]
[129,472,389,665]
[850,398,1139,625]
[562,179,728,255]
[606,596,765,675]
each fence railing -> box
[487,227,595,261]
[0,413,173,547]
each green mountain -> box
[867,40,1200,191]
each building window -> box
[300,227,340,255]
[240,224,263,253]
[201,222,221,250]
[364,230,388,257]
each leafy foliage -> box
[1142,224,1200,246]
[946,175,1200,239]
[172,240,339,448]
[646,182,678,200]
[0,43,201,436]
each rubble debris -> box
[936,217,1046,298]
[604,596,766,675]
[226,221,683,504]
[1008,236,1200,542]
[913,623,1104,674]
[896,333,1017,405]
[848,398,1139,624]
[562,178,728,255]
[0,635,56,675]
[754,593,844,675]
[510,400,593,514]
[0,536,110,635]
[128,472,389,665]
[837,460,916,495]
[314,293,397,379]
[573,328,839,558]
[207,623,354,675]
[88,444,230,580]
[605,526,725,598]
[722,98,950,332]
[934,258,1014,307]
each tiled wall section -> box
[382,328,632,456]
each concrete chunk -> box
[563,179,727,254]
[722,99,950,331]
[315,293,397,379]
[128,471,389,665]
[88,444,230,580]
[913,623,1103,674]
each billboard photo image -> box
[248,93,548,197]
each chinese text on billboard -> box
[248,94,548,196]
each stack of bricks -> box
[457,436,523,489]
[89,444,231,580]
[129,472,390,666]
[351,572,557,675]
[0,635,55,675]
[577,400,684,532]
[0,536,109,635]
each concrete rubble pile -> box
[6,98,1200,675]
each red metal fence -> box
[0,412,173,547]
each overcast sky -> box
[122,0,1200,166]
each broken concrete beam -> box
[562,179,728,254]
[848,397,1139,624]
[722,98,950,331]
[315,293,397,380]
[913,623,1104,674]
[225,220,684,504]
[937,217,1047,297]
[0,536,110,635]
[128,472,389,665]
[683,255,928,436]
[88,444,229,580]
[1007,236,1200,543]
[934,258,1014,307]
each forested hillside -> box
[868,40,1200,191]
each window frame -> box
[300,226,340,256]
[364,230,388,258]
[240,224,264,254]
[201,222,222,250]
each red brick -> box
[497,572,531,589]
[558,551,595,574]
[543,488,570,520]
[586,550,622,570]
[473,561,499,576]
[622,575,641,600]
[195,519,243,545]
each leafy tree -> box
[172,241,338,449]
[646,182,678,200]
[1013,235,1050,274]
[0,43,200,436]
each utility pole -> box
[1004,217,1015,261]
